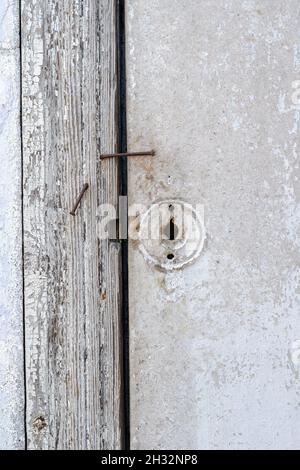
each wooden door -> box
[126,0,300,450]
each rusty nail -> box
[70,183,89,216]
[100,150,155,159]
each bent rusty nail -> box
[70,183,89,216]
[100,150,155,159]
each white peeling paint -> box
[0,0,24,449]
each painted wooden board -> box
[127,0,300,449]
[22,0,123,449]
[0,0,24,450]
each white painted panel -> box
[127,0,300,450]
[0,0,24,449]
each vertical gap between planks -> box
[117,0,130,450]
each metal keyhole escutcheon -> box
[137,199,205,272]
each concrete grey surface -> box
[127,0,300,449]
[0,0,24,449]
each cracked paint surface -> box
[127,0,300,450]
[0,0,24,449]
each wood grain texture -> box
[21,0,123,449]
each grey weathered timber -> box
[0,0,25,450]
[22,0,123,449]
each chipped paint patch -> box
[0,0,24,450]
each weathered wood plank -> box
[0,0,25,450]
[22,0,123,449]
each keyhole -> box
[169,217,175,240]
[164,217,179,240]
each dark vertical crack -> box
[117,0,130,451]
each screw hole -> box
[167,253,175,260]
